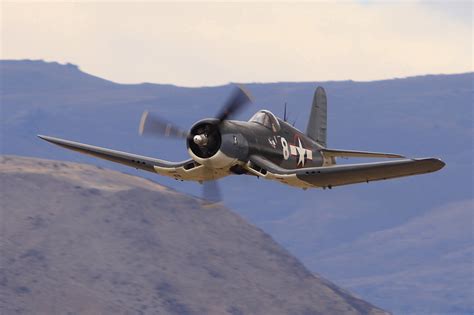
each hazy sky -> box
[2,1,472,86]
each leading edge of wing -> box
[248,155,445,187]
[37,134,193,173]
[297,158,445,187]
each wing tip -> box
[431,158,446,170]
[37,134,53,142]
[37,135,72,148]
[413,157,446,172]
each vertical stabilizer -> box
[306,86,327,147]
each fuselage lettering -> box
[281,137,290,160]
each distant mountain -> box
[312,200,473,314]
[0,156,388,315]
[1,59,114,92]
[1,59,472,314]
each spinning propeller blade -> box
[139,85,253,139]
[139,111,188,139]
[215,85,253,123]
[202,180,222,205]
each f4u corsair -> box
[39,86,445,201]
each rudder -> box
[306,86,327,147]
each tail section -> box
[306,86,327,147]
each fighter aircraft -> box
[38,86,445,202]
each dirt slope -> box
[0,156,388,315]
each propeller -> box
[215,85,253,123]
[139,111,188,139]
[138,85,253,205]
[202,180,222,205]
[139,85,252,139]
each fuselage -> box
[226,119,325,169]
[186,110,327,176]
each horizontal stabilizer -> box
[321,149,405,159]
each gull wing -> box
[247,155,445,188]
[295,158,445,187]
[37,135,221,181]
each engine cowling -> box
[186,120,248,169]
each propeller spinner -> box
[138,85,253,204]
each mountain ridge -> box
[2,59,471,88]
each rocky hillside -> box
[0,156,387,315]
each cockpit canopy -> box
[249,110,281,132]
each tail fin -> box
[306,86,327,147]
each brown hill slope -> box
[0,156,388,315]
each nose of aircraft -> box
[193,134,208,146]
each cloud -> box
[1,2,472,86]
